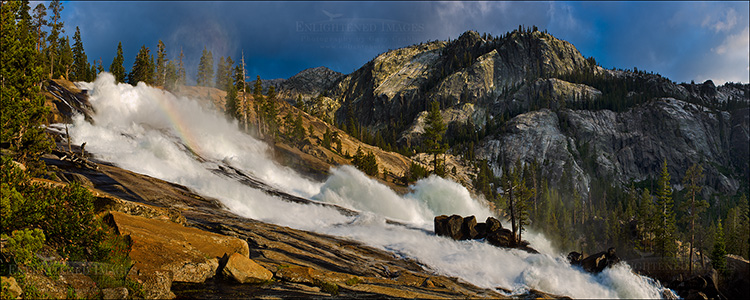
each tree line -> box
[471,154,749,274]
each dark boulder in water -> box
[461,216,479,240]
[485,228,514,248]
[434,214,464,240]
[485,217,502,233]
[571,247,621,273]
[567,251,583,265]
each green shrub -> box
[1,157,106,260]
[2,228,45,265]
[90,231,132,289]
[313,279,339,296]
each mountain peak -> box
[456,30,483,42]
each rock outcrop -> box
[434,215,538,253]
[278,66,343,100]
[567,247,621,273]
[109,211,248,284]
[1,276,22,299]
[221,253,273,284]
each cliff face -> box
[476,99,749,197]
[281,29,748,198]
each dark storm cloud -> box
[60,1,748,85]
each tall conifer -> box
[71,26,89,81]
[128,45,152,85]
[655,159,677,258]
[196,47,213,86]
[109,42,126,83]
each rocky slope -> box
[278,66,343,100]
[28,137,557,299]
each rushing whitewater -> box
[68,73,669,298]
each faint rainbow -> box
[156,95,204,158]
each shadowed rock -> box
[576,247,621,273]
[461,216,479,240]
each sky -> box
[50,1,749,85]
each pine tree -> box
[46,0,63,79]
[215,56,226,89]
[637,188,655,253]
[500,160,531,244]
[225,83,239,122]
[31,3,47,75]
[423,101,447,175]
[711,219,727,274]
[164,60,178,91]
[263,86,279,138]
[128,45,152,85]
[88,59,96,81]
[517,161,533,242]
[682,163,708,274]
[71,26,89,81]
[224,57,234,88]
[216,56,234,90]
[31,3,46,52]
[57,36,73,79]
[155,40,166,86]
[233,64,244,91]
[655,159,677,258]
[231,64,246,129]
[109,41,126,83]
[724,196,749,260]
[1,0,53,170]
[196,47,213,86]
[322,127,332,149]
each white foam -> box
[68,73,670,299]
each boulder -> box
[101,287,129,299]
[1,276,22,299]
[567,252,583,265]
[474,223,488,239]
[434,215,448,237]
[578,247,620,273]
[485,217,502,233]
[221,253,273,284]
[109,211,248,283]
[460,216,478,240]
[59,273,99,299]
[485,229,514,248]
[433,215,464,240]
[126,267,175,299]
